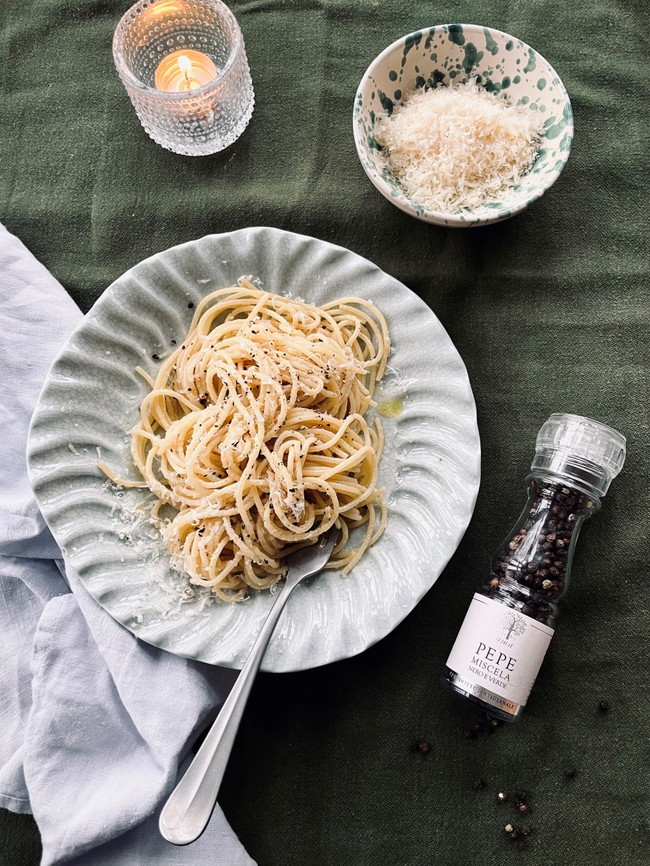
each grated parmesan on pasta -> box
[377,79,544,213]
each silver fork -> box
[159,526,341,846]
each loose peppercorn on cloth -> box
[1,1,648,865]
[0,224,256,865]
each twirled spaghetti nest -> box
[107,280,390,601]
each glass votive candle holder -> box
[112,0,254,156]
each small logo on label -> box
[502,610,527,641]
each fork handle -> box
[159,578,295,845]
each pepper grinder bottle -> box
[441,413,626,722]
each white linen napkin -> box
[0,224,256,866]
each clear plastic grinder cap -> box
[532,413,626,497]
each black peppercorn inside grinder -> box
[441,413,626,722]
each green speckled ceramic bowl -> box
[353,24,573,228]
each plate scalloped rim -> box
[27,227,480,672]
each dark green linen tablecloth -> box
[1,1,648,864]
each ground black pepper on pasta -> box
[100,279,390,601]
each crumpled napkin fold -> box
[0,224,255,866]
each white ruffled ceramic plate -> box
[27,228,480,672]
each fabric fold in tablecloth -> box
[0,223,255,866]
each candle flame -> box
[154,49,217,92]
[177,55,192,75]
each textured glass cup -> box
[113,0,254,156]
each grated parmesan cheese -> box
[377,79,544,213]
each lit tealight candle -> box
[154,49,219,93]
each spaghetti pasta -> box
[102,279,390,601]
